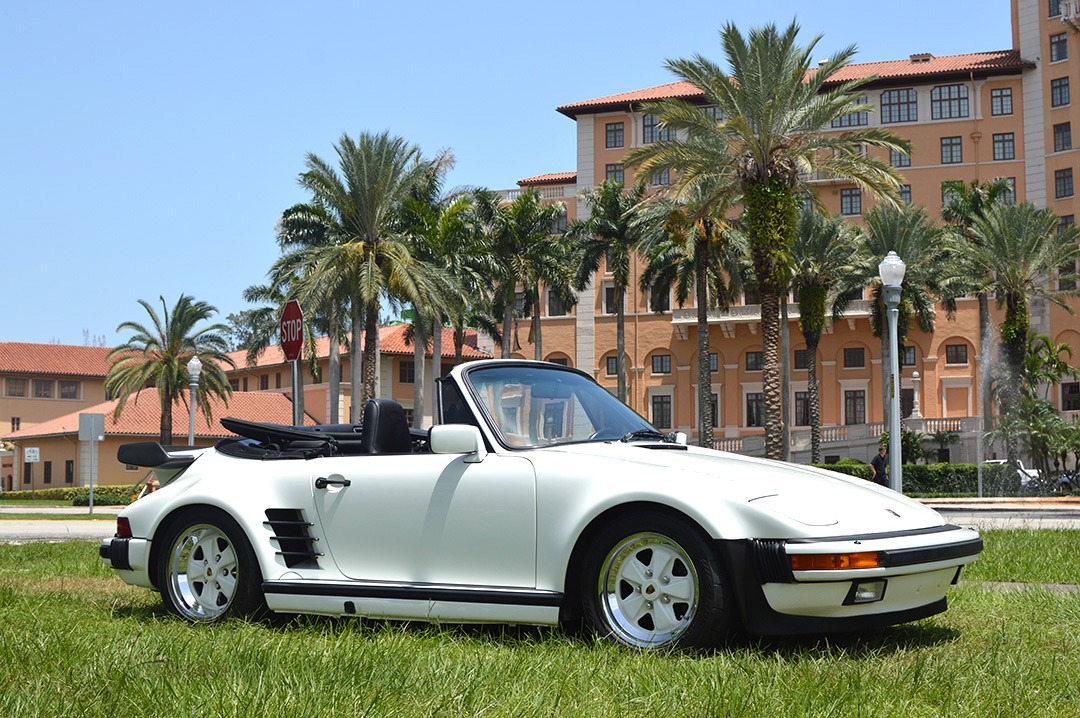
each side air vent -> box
[264,508,322,568]
[750,539,795,583]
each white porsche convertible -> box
[101,360,982,649]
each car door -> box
[310,451,537,589]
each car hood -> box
[543,441,946,532]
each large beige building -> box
[498,0,1080,463]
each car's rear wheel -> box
[582,511,731,649]
[157,508,265,623]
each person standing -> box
[871,446,889,486]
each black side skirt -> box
[263,581,562,608]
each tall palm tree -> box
[791,209,866,463]
[941,178,1015,436]
[292,131,450,410]
[967,203,1080,440]
[624,19,910,460]
[106,295,235,445]
[633,179,745,447]
[566,180,647,402]
[835,204,966,432]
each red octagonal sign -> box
[279,300,304,362]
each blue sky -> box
[1,0,1011,346]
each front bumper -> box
[718,525,983,635]
[100,537,155,589]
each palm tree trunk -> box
[362,303,379,406]
[695,245,712,448]
[161,396,173,446]
[454,324,465,365]
[502,294,514,359]
[806,334,821,463]
[761,289,784,460]
[350,299,364,423]
[780,298,791,461]
[978,292,993,435]
[533,302,543,360]
[328,313,340,425]
[616,286,627,403]
[412,317,427,429]
[432,316,444,420]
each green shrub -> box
[809,458,873,481]
[0,485,137,505]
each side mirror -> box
[429,424,487,463]
[671,431,688,446]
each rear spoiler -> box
[117,442,198,470]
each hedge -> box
[809,458,873,482]
[0,485,139,506]
[807,462,1020,495]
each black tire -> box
[581,510,731,649]
[156,507,266,623]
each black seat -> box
[360,399,413,454]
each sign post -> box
[79,413,105,516]
[279,300,304,426]
[24,447,39,500]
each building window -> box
[1051,33,1068,62]
[548,357,569,366]
[1060,258,1077,291]
[746,351,764,371]
[945,344,969,364]
[941,136,963,164]
[1051,0,1062,16]
[6,378,26,397]
[652,355,672,374]
[709,352,719,373]
[794,349,808,370]
[399,360,415,384]
[880,88,918,123]
[542,402,566,439]
[709,394,718,427]
[605,122,624,149]
[548,291,568,317]
[991,87,1013,116]
[650,287,670,312]
[931,84,969,120]
[649,169,670,186]
[900,345,917,367]
[743,285,761,305]
[229,378,240,391]
[59,381,78,400]
[33,380,52,399]
[1063,382,1080,410]
[11,417,20,432]
[844,390,866,425]
[843,347,866,368]
[642,113,675,144]
[1054,122,1072,152]
[651,395,672,429]
[605,164,624,183]
[840,187,862,215]
[702,106,723,121]
[65,460,74,484]
[604,286,618,314]
[901,388,914,418]
[259,375,269,391]
[1052,77,1070,107]
[900,184,912,205]
[999,177,1017,204]
[831,96,868,127]
[1056,168,1074,199]
[890,149,911,168]
[606,356,618,376]
[22,462,31,485]
[746,392,764,427]
[276,372,282,389]
[794,391,811,426]
[43,461,52,485]
[551,209,568,234]
[992,133,1015,160]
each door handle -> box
[315,476,352,489]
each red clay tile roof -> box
[3,392,311,441]
[0,342,113,377]
[518,171,577,186]
[226,324,490,370]
[557,50,1032,117]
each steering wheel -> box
[589,427,624,441]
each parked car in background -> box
[101,360,983,650]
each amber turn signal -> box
[790,552,881,571]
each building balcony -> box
[670,300,874,339]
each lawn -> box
[0,531,1077,717]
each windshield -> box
[464,364,657,448]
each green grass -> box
[0,533,1077,717]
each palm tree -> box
[291,131,450,410]
[106,295,235,445]
[941,178,1015,436]
[624,20,910,460]
[633,179,745,447]
[790,209,866,463]
[835,204,967,433]
[566,180,647,402]
[967,203,1080,446]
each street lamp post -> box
[187,355,202,447]
[879,251,906,493]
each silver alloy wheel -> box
[166,523,240,622]
[597,531,700,647]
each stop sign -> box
[279,300,304,362]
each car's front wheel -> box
[582,511,731,650]
[157,508,265,623]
